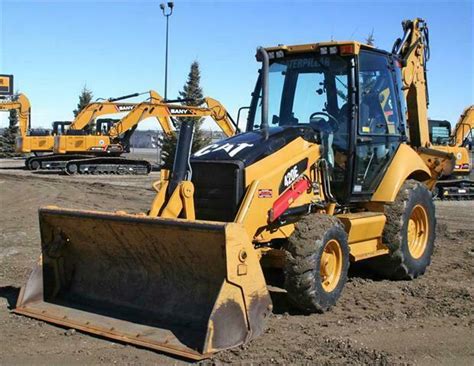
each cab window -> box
[358,51,401,135]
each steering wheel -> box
[309,111,339,132]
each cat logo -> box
[194,142,254,158]
[116,105,134,112]
[170,108,191,115]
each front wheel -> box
[284,215,349,313]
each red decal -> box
[269,178,311,222]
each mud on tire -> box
[284,214,349,313]
[368,180,436,280]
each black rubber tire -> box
[284,214,349,313]
[368,180,436,280]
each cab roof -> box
[264,41,378,55]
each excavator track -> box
[25,154,91,171]
[65,157,152,175]
[436,178,474,200]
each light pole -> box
[160,2,174,100]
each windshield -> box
[429,121,451,145]
[250,55,352,131]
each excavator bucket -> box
[15,207,272,360]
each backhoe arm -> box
[452,105,474,146]
[0,93,31,137]
[394,18,431,147]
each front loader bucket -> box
[15,207,272,360]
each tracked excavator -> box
[37,97,237,175]
[429,106,473,199]
[24,90,161,170]
[15,18,454,359]
[0,77,144,157]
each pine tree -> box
[366,30,375,46]
[73,85,93,117]
[161,61,211,169]
[0,109,20,157]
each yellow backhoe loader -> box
[15,18,453,359]
[24,90,162,170]
[429,106,473,199]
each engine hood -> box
[191,126,317,167]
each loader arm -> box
[0,93,31,137]
[452,105,474,146]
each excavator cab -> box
[429,119,451,145]
[95,118,118,135]
[51,121,72,135]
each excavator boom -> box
[452,105,474,147]
[0,93,31,138]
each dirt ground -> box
[0,158,473,365]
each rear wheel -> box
[284,215,349,313]
[368,180,436,280]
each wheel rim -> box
[320,239,343,292]
[407,204,429,259]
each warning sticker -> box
[258,189,273,198]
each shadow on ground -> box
[0,286,20,309]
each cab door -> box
[352,51,406,201]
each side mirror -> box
[237,106,251,129]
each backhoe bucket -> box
[15,207,271,360]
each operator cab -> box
[247,42,407,203]
[52,121,72,135]
[95,118,118,135]
[428,119,451,145]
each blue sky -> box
[1,0,472,131]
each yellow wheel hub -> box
[320,239,343,292]
[407,204,429,259]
